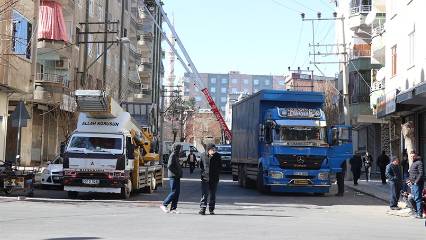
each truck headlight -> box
[318,172,329,180]
[269,171,284,179]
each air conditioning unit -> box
[55,59,69,70]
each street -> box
[1,168,425,240]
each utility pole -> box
[118,0,125,101]
[102,0,109,89]
[82,1,90,88]
[301,12,350,126]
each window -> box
[221,97,227,102]
[231,88,238,93]
[253,79,259,85]
[97,6,103,21]
[279,80,285,86]
[96,43,103,58]
[210,87,216,93]
[265,80,270,85]
[408,29,415,67]
[391,45,397,76]
[64,20,73,43]
[124,28,127,37]
[195,96,202,102]
[243,79,249,84]
[221,87,227,93]
[88,35,93,56]
[232,79,238,84]
[221,78,228,84]
[124,0,129,11]
[89,0,94,16]
[11,10,32,60]
[210,78,216,84]
[75,27,81,46]
[107,49,111,65]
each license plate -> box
[82,179,100,185]
[53,176,60,180]
[222,163,227,167]
[293,171,308,176]
[294,179,309,185]
[4,178,24,188]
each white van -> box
[172,142,202,167]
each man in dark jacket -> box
[386,156,402,210]
[408,152,424,218]
[363,151,373,181]
[187,150,196,174]
[377,151,390,184]
[199,143,221,215]
[350,153,362,185]
[161,144,183,214]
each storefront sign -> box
[376,90,397,118]
[278,108,321,119]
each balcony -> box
[351,5,372,15]
[35,73,70,88]
[349,4,371,31]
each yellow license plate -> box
[294,179,309,185]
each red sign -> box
[201,88,232,141]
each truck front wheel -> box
[67,191,78,199]
[257,165,270,193]
[121,180,132,199]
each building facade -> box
[183,71,286,114]
[1,0,163,166]
[374,0,426,171]
[336,0,386,160]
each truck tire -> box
[121,180,131,199]
[67,191,78,199]
[256,165,269,194]
[238,165,247,188]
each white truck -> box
[62,90,163,199]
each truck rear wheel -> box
[121,180,131,199]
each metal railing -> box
[349,49,371,59]
[36,73,69,88]
[351,5,372,15]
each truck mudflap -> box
[64,186,121,194]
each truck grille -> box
[275,155,324,170]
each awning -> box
[38,1,68,42]
[275,119,327,127]
[397,81,426,105]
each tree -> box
[321,80,340,126]
[402,121,415,167]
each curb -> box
[345,184,388,203]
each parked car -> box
[173,142,202,167]
[40,156,64,187]
[216,144,231,172]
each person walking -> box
[161,144,183,214]
[408,151,424,218]
[335,161,347,197]
[386,156,402,210]
[187,150,196,174]
[350,152,362,185]
[377,151,390,184]
[363,151,373,182]
[199,144,222,215]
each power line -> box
[291,21,304,67]
[287,0,317,13]
[319,0,335,11]
[269,0,302,13]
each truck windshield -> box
[68,136,123,152]
[273,126,326,145]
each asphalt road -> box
[1,168,425,240]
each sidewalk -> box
[345,179,414,217]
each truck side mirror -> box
[258,124,265,142]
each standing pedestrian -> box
[161,144,183,214]
[199,144,222,215]
[408,151,424,218]
[350,152,362,185]
[386,156,402,210]
[187,150,196,174]
[335,161,346,197]
[377,150,390,184]
[363,151,373,182]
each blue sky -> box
[163,0,339,78]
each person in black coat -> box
[377,151,390,184]
[161,144,183,214]
[408,152,424,218]
[199,143,222,215]
[187,150,197,174]
[350,153,363,185]
[386,156,402,210]
[363,151,373,181]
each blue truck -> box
[231,90,352,194]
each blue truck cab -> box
[231,90,352,194]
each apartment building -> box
[1,0,162,166]
[284,70,337,92]
[336,0,386,159]
[183,71,286,114]
[374,0,426,166]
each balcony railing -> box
[36,73,69,88]
[350,44,371,59]
[351,5,372,15]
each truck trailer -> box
[63,90,163,199]
[231,90,352,194]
